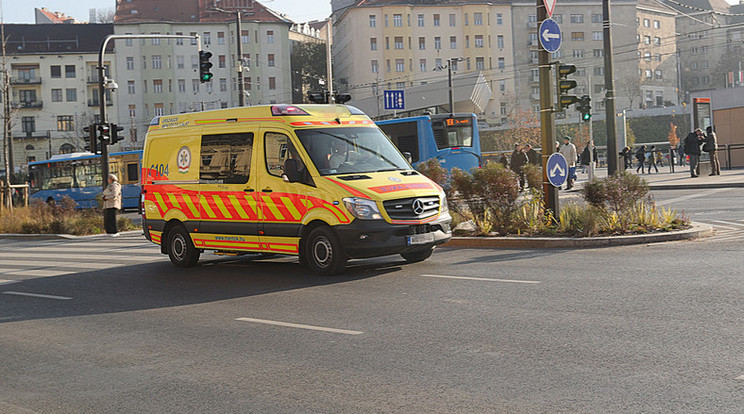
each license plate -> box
[407,233,434,245]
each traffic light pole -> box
[603,0,619,174]
[537,0,559,219]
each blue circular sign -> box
[539,18,562,53]
[546,153,568,187]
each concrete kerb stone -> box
[441,222,713,249]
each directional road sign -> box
[546,153,568,187]
[384,90,405,110]
[539,18,562,53]
[543,0,557,17]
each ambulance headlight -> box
[343,197,383,220]
[440,190,449,214]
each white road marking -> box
[0,260,114,269]
[655,188,729,207]
[422,274,541,284]
[736,375,744,381]
[235,317,363,335]
[3,291,72,300]
[711,220,744,228]
[0,279,19,286]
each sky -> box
[0,0,332,24]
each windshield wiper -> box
[375,168,404,172]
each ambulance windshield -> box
[295,127,411,176]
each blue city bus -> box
[376,113,482,172]
[28,150,142,209]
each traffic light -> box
[307,91,327,103]
[110,123,125,144]
[556,64,578,110]
[98,123,111,145]
[83,124,98,153]
[198,50,213,83]
[334,94,352,104]
[577,95,592,122]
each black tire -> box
[167,225,200,267]
[304,226,347,275]
[400,246,434,263]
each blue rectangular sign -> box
[384,90,405,110]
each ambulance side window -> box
[265,132,311,185]
[200,132,254,184]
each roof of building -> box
[115,0,292,24]
[3,24,114,55]
[661,0,732,15]
[34,7,80,24]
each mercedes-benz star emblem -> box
[411,199,425,215]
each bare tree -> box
[92,8,116,24]
[617,75,642,110]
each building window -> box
[371,60,378,73]
[498,57,505,69]
[153,79,163,93]
[433,14,440,26]
[419,59,426,72]
[594,49,604,58]
[643,18,650,27]
[394,36,403,49]
[241,30,250,43]
[268,54,275,67]
[595,67,605,76]
[496,13,503,25]
[654,20,660,29]
[218,55,226,68]
[592,14,602,23]
[269,77,276,90]
[22,116,35,133]
[129,104,136,118]
[418,14,424,27]
[475,35,484,48]
[218,32,225,44]
[644,36,651,44]
[653,37,661,45]
[655,70,663,79]
[370,38,377,50]
[152,55,162,69]
[497,35,504,49]
[474,12,483,25]
[645,69,652,79]
[65,65,76,78]
[450,36,457,49]
[570,14,583,23]
[57,115,74,131]
[178,79,186,93]
[644,52,651,61]
[394,14,402,26]
[50,65,61,78]
[266,31,274,44]
[571,32,584,41]
[220,78,227,92]
[476,57,485,70]
[434,37,441,50]
[175,32,183,45]
[592,31,602,41]
[395,59,404,72]
[64,88,76,102]
[51,89,63,102]
[369,15,376,27]
[126,80,135,94]
[154,103,164,117]
[449,14,456,27]
[418,37,425,50]
[203,32,211,45]
[573,49,584,58]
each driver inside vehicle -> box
[328,140,347,169]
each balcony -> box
[87,99,113,107]
[87,75,101,84]
[10,77,42,85]
[12,100,43,109]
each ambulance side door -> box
[256,128,312,255]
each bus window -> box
[377,121,420,163]
[126,163,139,183]
[433,116,474,149]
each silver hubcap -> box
[172,235,186,260]
[312,237,332,268]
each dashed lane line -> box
[2,291,72,301]
[235,317,363,335]
[421,274,542,284]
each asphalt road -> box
[1,188,743,413]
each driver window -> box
[265,132,307,180]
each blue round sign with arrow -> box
[546,153,568,187]
[539,18,562,53]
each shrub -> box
[581,172,650,214]
[523,163,543,195]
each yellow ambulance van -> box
[140,104,452,275]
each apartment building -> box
[332,0,516,123]
[113,0,293,150]
[634,0,678,108]
[0,24,115,169]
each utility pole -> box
[210,6,255,107]
[603,0,619,174]
[537,0,559,217]
[326,17,333,102]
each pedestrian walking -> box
[635,145,646,174]
[645,145,659,173]
[684,129,704,178]
[102,173,122,236]
[509,143,529,190]
[620,146,633,169]
[524,144,540,165]
[559,136,577,190]
[705,126,721,176]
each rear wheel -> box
[400,246,434,263]
[304,226,347,275]
[167,225,200,267]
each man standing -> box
[559,136,577,189]
[684,129,704,178]
[706,126,720,176]
[102,173,122,236]
[524,144,539,165]
[509,143,529,190]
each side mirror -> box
[403,152,413,164]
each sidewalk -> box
[571,164,744,191]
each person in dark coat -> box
[499,153,509,168]
[620,146,632,169]
[684,129,704,177]
[705,126,720,175]
[524,144,539,165]
[635,145,646,174]
[509,143,529,190]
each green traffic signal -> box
[582,112,592,121]
[198,50,213,83]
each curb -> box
[648,182,744,190]
[441,222,712,249]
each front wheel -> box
[400,246,434,263]
[167,225,200,267]
[304,226,347,275]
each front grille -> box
[383,196,440,221]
